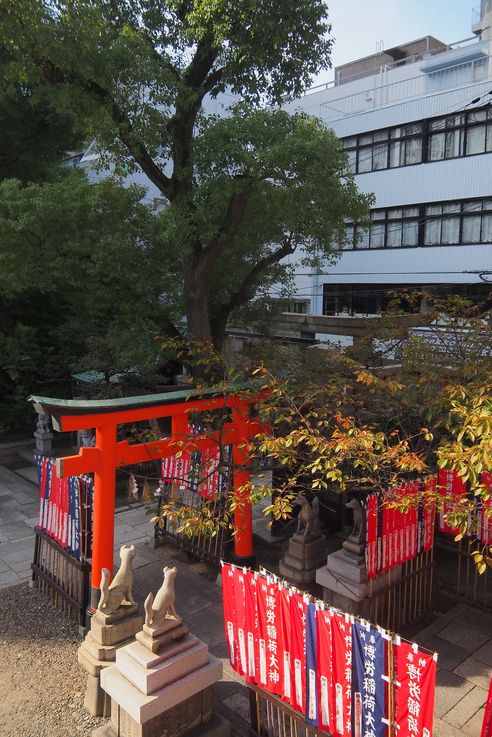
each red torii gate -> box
[30,386,267,608]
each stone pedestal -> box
[94,617,229,737]
[34,413,54,454]
[78,603,143,717]
[316,548,401,618]
[279,533,327,585]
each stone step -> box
[122,634,199,669]
[117,640,209,695]
[101,655,223,723]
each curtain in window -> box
[462,216,481,242]
[429,133,445,161]
[404,137,422,165]
[402,221,419,246]
[441,217,460,244]
[467,125,486,155]
[424,219,441,244]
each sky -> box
[314,0,479,85]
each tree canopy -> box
[1,0,371,349]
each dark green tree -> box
[1,0,371,350]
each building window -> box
[342,107,492,174]
[343,198,492,250]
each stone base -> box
[84,673,111,718]
[101,656,223,724]
[93,711,231,737]
[316,548,402,618]
[136,623,190,654]
[79,606,143,716]
[278,532,327,586]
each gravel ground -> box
[0,583,104,737]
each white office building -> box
[283,4,492,323]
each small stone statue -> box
[98,544,137,615]
[294,494,320,537]
[36,413,51,433]
[343,498,366,556]
[144,566,179,627]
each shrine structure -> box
[30,385,267,609]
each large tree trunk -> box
[184,272,214,346]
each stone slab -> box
[462,706,486,737]
[84,632,137,662]
[324,548,367,583]
[84,672,111,718]
[445,685,488,728]
[101,656,223,724]
[471,638,492,666]
[287,536,327,559]
[291,532,323,545]
[95,603,141,625]
[438,622,489,653]
[136,624,190,654]
[282,552,326,571]
[123,635,199,670]
[117,641,209,695]
[434,670,475,719]
[453,655,492,691]
[143,617,183,638]
[420,636,470,672]
[91,612,143,646]
[95,711,230,737]
[278,560,316,585]
[79,643,114,677]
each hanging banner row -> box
[364,470,492,580]
[35,455,93,560]
[161,444,231,499]
[222,563,437,737]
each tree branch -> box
[40,61,173,198]
[197,187,251,278]
[210,234,298,341]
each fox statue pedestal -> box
[93,567,230,737]
[278,495,326,586]
[78,545,143,717]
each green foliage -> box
[0,0,370,348]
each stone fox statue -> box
[294,494,320,537]
[345,498,364,543]
[144,566,178,627]
[98,544,137,615]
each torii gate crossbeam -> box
[30,386,268,609]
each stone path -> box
[0,462,490,735]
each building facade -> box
[283,7,492,332]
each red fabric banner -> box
[365,494,378,580]
[424,478,436,552]
[480,473,492,546]
[316,607,334,733]
[437,469,466,535]
[233,568,249,678]
[279,586,293,704]
[221,563,238,672]
[331,611,353,737]
[244,571,259,683]
[289,592,307,713]
[395,641,436,737]
[480,677,492,737]
[256,575,284,696]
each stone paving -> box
[0,462,491,735]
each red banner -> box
[279,586,293,704]
[244,571,259,683]
[424,478,436,552]
[480,473,492,546]
[481,677,492,737]
[289,592,307,713]
[221,563,238,672]
[331,611,353,737]
[395,640,436,737]
[437,469,466,535]
[316,607,334,733]
[256,575,284,696]
[365,494,378,580]
[233,568,249,678]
